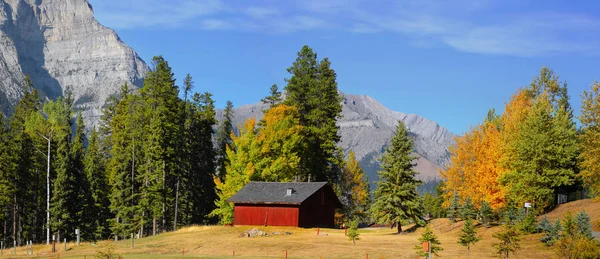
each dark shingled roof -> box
[228,182,340,206]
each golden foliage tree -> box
[210,105,307,223]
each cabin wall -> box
[233,204,299,227]
[298,189,337,227]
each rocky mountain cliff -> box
[218,93,457,182]
[0,0,147,127]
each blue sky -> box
[88,0,600,134]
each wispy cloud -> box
[89,0,600,56]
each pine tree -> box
[446,192,460,222]
[84,128,110,241]
[47,95,76,241]
[460,197,477,220]
[138,56,181,235]
[479,201,494,228]
[186,92,217,224]
[520,212,537,234]
[574,211,593,240]
[0,112,16,243]
[458,218,480,255]
[70,112,92,240]
[106,85,137,239]
[492,223,521,259]
[215,100,234,182]
[261,84,282,108]
[371,121,424,233]
[537,216,552,234]
[415,226,443,257]
[347,219,360,245]
[284,45,343,182]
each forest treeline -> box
[439,68,600,215]
[0,46,371,245]
[1,45,600,250]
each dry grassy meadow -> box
[2,199,597,259]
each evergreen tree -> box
[283,45,343,182]
[215,100,234,182]
[415,226,443,257]
[479,201,494,228]
[186,92,217,224]
[347,219,360,245]
[261,84,283,108]
[70,112,92,239]
[446,192,460,222]
[0,112,16,243]
[458,218,480,255]
[460,197,477,220]
[537,216,552,234]
[492,223,521,259]
[139,56,181,235]
[520,212,537,234]
[371,121,424,233]
[14,77,47,244]
[84,128,110,241]
[106,85,137,239]
[574,210,593,240]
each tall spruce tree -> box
[13,76,44,244]
[70,112,92,240]
[84,128,110,241]
[107,85,137,239]
[283,45,343,182]
[186,92,217,224]
[370,121,424,233]
[0,112,16,243]
[139,56,180,235]
[215,100,234,182]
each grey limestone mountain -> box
[0,0,148,128]
[217,93,457,183]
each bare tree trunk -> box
[174,177,179,231]
[162,161,166,233]
[131,139,135,198]
[46,138,50,245]
[152,217,156,236]
[114,217,119,241]
[397,223,402,233]
[12,195,16,242]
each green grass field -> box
[1,199,597,259]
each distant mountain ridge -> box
[217,93,457,183]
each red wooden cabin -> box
[228,182,342,227]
